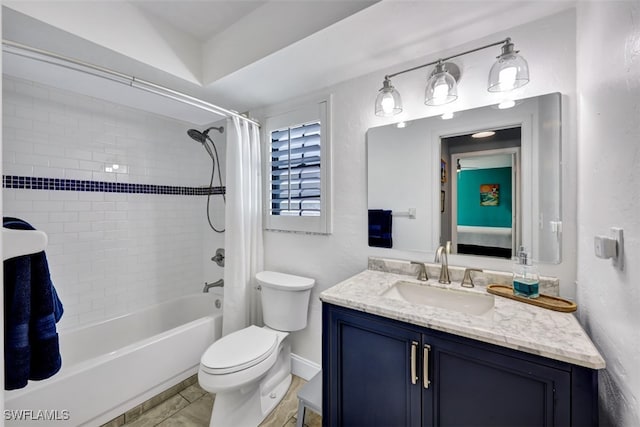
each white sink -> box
[381,281,494,315]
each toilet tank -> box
[256,271,315,332]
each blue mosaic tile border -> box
[2,175,225,196]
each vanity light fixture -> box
[374,77,403,116]
[425,61,459,106]
[374,37,529,117]
[488,39,530,92]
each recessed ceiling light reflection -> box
[498,100,516,109]
[471,131,496,138]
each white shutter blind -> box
[269,121,321,216]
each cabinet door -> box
[323,304,422,427]
[424,333,571,427]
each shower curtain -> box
[223,116,264,336]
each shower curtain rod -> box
[2,39,261,128]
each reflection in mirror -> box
[367,92,562,263]
[442,128,521,259]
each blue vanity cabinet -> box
[322,302,424,426]
[426,330,570,426]
[323,303,598,427]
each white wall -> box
[2,76,225,330]
[255,10,578,364]
[576,2,640,426]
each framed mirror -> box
[367,92,562,263]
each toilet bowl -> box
[198,271,314,427]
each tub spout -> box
[203,279,224,293]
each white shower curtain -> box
[223,116,264,336]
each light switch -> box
[594,235,616,258]
[594,228,624,270]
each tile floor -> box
[121,375,321,427]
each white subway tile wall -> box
[3,76,226,330]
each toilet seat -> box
[200,326,278,375]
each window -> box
[264,99,331,234]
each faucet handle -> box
[461,268,483,288]
[410,261,428,281]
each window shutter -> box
[269,122,321,216]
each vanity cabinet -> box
[322,303,598,427]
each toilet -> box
[198,271,315,427]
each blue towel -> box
[4,217,63,390]
[368,209,393,248]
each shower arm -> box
[2,39,261,128]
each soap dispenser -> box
[513,246,540,298]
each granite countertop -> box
[320,268,605,369]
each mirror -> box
[367,93,562,263]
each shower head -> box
[187,126,224,144]
[187,128,207,144]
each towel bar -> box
[393,208,416,219]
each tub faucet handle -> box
[211,248,225,267]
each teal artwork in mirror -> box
[367,92,562,263]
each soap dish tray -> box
[487,284,577,313]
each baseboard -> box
[291,353,321,381]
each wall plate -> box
[611,227,624,270]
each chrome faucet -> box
[410,261,428,281]
[203,279,224,293]
[434,246,451,284]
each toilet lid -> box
[256,271,315,291]
[201,326,278,374]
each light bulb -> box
[441,112,454,120]
[381,94,396,114]
[432,80,450,104]
[498,67,517,91]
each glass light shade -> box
[488,43,530,92]
[375,79,403,116]
[425,64,458,106]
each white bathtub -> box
[5,293,222,426]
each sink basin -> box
[381,281,494,315]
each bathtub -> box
[5,293,222,426]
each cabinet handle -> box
[423,344,431,389]
[410,341,418,385]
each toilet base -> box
[208,339,292,427]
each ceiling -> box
[131,1,267,42]
[2,1,576,125]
